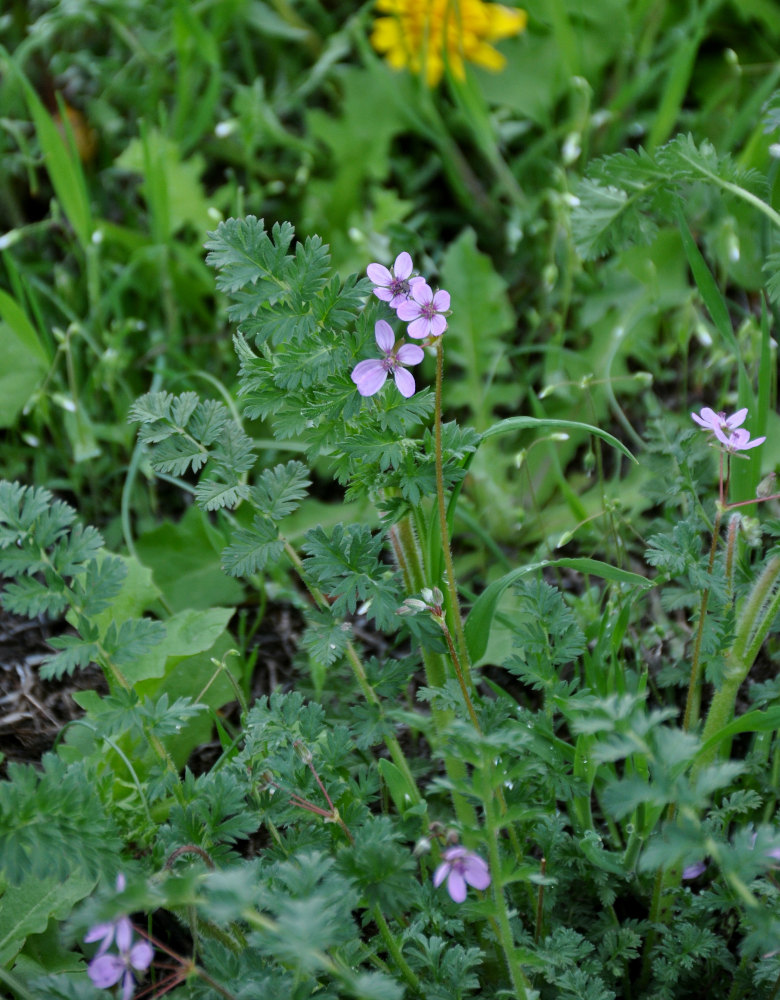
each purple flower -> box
[691,406,765,454]
[396,282,450,339]
[85,875,154,1000]
[682,860,708,880]
[367,251,425,309]
[83,875,128,955]
[691,406,748,435]
[713,426,766,453]
[87,920,153,1000]
[432,846,491,903]
[351,319,424,398]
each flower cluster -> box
[371,0,527,87]
[352,251,450,399]
[84,876,154,1000]
[691,405,765,453]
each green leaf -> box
[121,606,234,685]
[0,870,96,965]
[440,228,514,430]
[465,559,651,663]
[479,416,637,464]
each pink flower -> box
[351,319,424,398]
[691,406,748,436]
[432,846,491,902]
[87,919,153,1000]
[396,282,450,339]
[367,251,425,309]
[691,406,765,453]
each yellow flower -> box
[371,0,527,87]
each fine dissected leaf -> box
[205,216,295,295]
[251,462,311,520]
[221,515,284,576]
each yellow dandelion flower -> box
[371,0,527,87]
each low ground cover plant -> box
[1,2,780,999]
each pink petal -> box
[406,317,431,339]
[428,314,447,337]
[394,252,412,279]
[351,359,388,396]
[462,855,491,890]
[84,922,114,947]
[691,411,711,428]
[410,282,433,306]
[432,861,450,888]
[374,319,395,353]
[373,287,393,302]
[115,917,133,953]
[432,289,450,311]
[712,424,731,447]
[395,301,421,322]
[726,407,748,429]
[130,941,154,971]
[393,367,416,397]
[88,954,124,989]
[446,870,467,903]
[367,263,392,286]
[396,343,424,365]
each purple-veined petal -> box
[406,317,431,339]
[367,263,392,286]
[428,314,447,337]
[462,854,491,890]
[394,252,413,279]
[374,319,395,353]
[396,343,424,365]
[395,300,421,322]
[88,954,125,990]
[432,861,451,888]
[373,287,394,302]
[432,289,450,311]
[351,359,388,396]
[446,870,468,903]
[410,282,433,306]
[129,941,154,971]
[393,367,416,397]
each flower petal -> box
[115,917,133,953]
[130,941,155,971]
[406,317,431,339]
[84,922,115,948]
[374,319,395,353]
[410,281,433,306]
[393,367,416,397]
[432,289,450,311]
[394,251,413,279]
[373,287,393,302]
[462,854,491,890]
[367,263,392,286]
[121,970,136,1000]
[88,954,125,989]
[351,359,388,396]
[446,870,468,903]
[396,343,424,365]
[432,861,451,888]
[726,407,748,429]
[428,314,447,337]
[396,301,421,322]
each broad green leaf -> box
[0,870,95,965]
[123,606,234,684]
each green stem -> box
[434,338,472,685]
[283,540,421,804]
[682,506,722,731]
[372,905,421,995]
